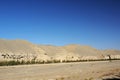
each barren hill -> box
[0,39,48,61]
[0,39,120,62]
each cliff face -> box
[0,39,120,61]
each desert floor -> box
[0,60,120,80]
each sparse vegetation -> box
[0,58,120,66]
[0,53,120,66]
[0,60,21,66]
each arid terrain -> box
[0,39,120,62]
[0,60,120,80]
[0,39,120,80]
[0,0,120,79]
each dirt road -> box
[0,61,120,80]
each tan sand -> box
[0,60,120,80]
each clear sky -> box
[0,0,120,50]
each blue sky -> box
[0,0,120,50]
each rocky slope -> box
[0,39,120,62]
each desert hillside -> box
[0,39,120,62]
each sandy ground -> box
[0,60,120,80]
